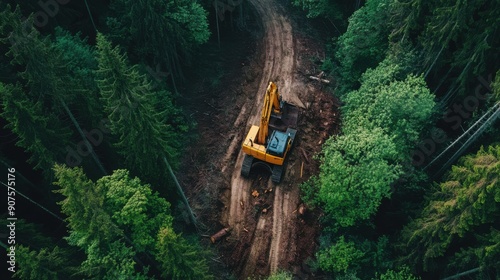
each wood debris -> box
[298,204,307,216]
[252,190,259,198]
[210,227,231,243]
[308,75,330,84]
[262,206,272,213]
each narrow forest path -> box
[184,0,341,277]
[221,0,307,277]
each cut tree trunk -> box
[210,227,231,243]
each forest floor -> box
[179,0,340,278]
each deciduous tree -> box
[334,0,391,95]
[316,127,401,228]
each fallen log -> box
[210,227,231,243]
[308,76,330,84]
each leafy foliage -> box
[317,127,401,227]
[334,0,391,95]
[317,236,365,273]
[14,246,78,280]
[52,165,212,279]
[378,266,419,280]
[292,0,346,21]
[266,271,293,280]
[311,57,435,229]
[344,62,435,154]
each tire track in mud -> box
[223,0,301,277]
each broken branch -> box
[308,76,330,84]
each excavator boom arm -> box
[257,82,281,144]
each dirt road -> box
[223,0,307,277]
[181,0,339,277]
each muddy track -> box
[222,0,303,277]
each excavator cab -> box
[266,131,290,157]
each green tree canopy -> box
[334,0,391,95]
[317,236,365,274]
[292,0,351,22]
[107,0,210,81]
[51,165,212,279]
[96,33,185,182]
[156,227,213,280]
[14,246,78,280]
[317,127,401,228]
[0,82,71,173]
[400,145,500,274]
[344,62,436,155]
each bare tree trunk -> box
[59,97,107,175]
[163,156,198,229]
[441,267,480,280]
[425,102,500,176]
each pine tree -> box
[52,27,103,128]
[0,82,71,174]
[156,227,213,280]
[15,246,78,280]
[400,145,500,274]
[95,33,181,182]
[54,164,151,279]
[107,0,210,82]
[53,165,212,279]
[0,5,106,175]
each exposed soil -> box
[179,0,340,278]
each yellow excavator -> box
[241,82,299,183]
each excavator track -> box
[241,154,254,177]
[271,164,284,183]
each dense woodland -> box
[0,0,499,279]
[294,0,499,279]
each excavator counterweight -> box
[240,82,299,183]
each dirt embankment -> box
[179,0,340,278]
